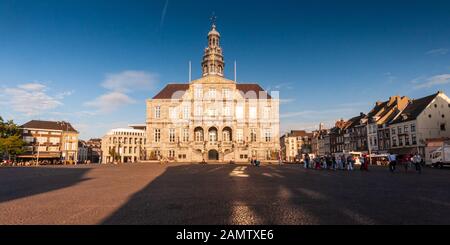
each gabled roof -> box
[390,92,439,124]
[345,113,367,129]
[21,120,78,133]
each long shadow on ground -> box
[102,164,450,225]
[0,167,91,203]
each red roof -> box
[152,83,272,99]
[21,120,78,133]
[152,84,190,99]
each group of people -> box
[387,152,423,174]
[302,153,369,171]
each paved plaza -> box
[0,163,449,225]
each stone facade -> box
[280,130,312,162]
[101,128,146,164]
[389,92,450,155]
[19,120,79,164]
[145,23,280,163]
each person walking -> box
[332,156,337,171]
[315,157,321,170]
[413,152,422,174]
[304,154,310,169]
[337,156,343,170]
[359,156,364,171]
[388,152,397,173]
[347,155,354,171]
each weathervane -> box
[210,12,217,27]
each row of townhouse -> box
[312,91,450,158]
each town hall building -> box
[145,22,280,163]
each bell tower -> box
[202,16,225,77]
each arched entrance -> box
[208,150,219,161]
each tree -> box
[0,135,25,160]
[108,148,121,162]
[0,116,25,160]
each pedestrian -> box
[388,152,397,173]
[304,154,310,169]
[337,156,343,170]
[322,157,327,169]
[315,157,321,170]
[332,156,337,170]
[413,152,422,174]
[403,154,412,173]
[359,156,364,171]
[347,155,354,171]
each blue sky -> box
[0,0,449,140]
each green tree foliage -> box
[109,148,121,162]
[0,116,25,160]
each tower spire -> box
[202,15,225,77]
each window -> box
[223,106,231,116]
[195,105,203,116]
[223,130,231,142]
[223,88,231,99]
[183,128,189,142]
[411,124,416,132]
[412,134,417,145]
[263,107,271,119]
[399,137,403,146]
[183,106,190,119]
[236,106,244,119]
[441,123,446,131]
[264,129,272,142]
[392,128,396,135]
[169,129,176,143]
[404,125,409,133]
[154,129,161,143]
[209,129,217,142]
[49,137,60,144]
[208,88,216,99]
[405,136,410,146]
[240,154,248,159]
[250,129,257,142]
[154,106,161,119]
[37,137,47,143]
[195,128,204,142]
[398,127,402,134]
[23,136,34,143]
[236,129,244,143]
[169,107,177,120]
[249,107,257,119]
[208,107,217,117]
[168,150,175,158]
[194,87,203,99]
[392,137,397,147]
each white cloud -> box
[55,90,74,99]
[426,48,449,56]
[84,91,136,113]
[17,82,47,91]
[102,70,158,93]
[414,74,450,89]
[279,98,296,104]
[0,83,62,116]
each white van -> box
[430,145,450,169]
